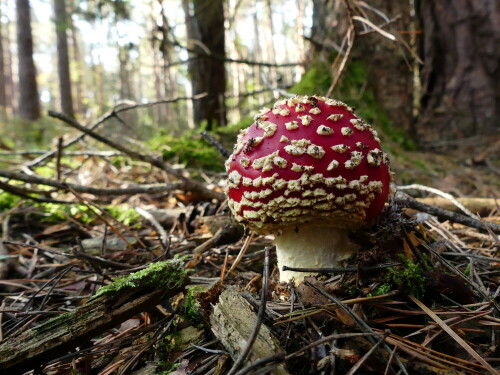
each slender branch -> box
[398,184,476,218]
[326,0,357,97]
[47,110,225,201]
[282,263,400,274]
[200,131,231,158]
[0,180,73,204]
[394,192,500,233]
[24,96,205,168]
[346,335,388,375]
[0,168,183,196]
[163,43,300,69]
[0,150,124,157]
[233,353,286,375]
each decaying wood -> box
[0,260,189,374]
[416,197,498,217]
[210,288,290,375]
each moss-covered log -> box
[0,259,189,374]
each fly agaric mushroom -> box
[225,95,392,283]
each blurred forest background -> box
[0,0,498,168]
[0,2,499,373]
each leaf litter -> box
[0,114,498,374]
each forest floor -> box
[0,114,498,375]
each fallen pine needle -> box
[409,295,499,375]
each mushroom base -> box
[274,225,359,283]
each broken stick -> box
[0,259,189,374]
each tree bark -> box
[53,0,74,118]
[308,0,499,145]
[68,2,84,117]
[183,0,227,130]
[0,8,7,119]
[15,0,40,121]
[416,0,500,144]
[3,10,15,115]
[358,1,415,138]
[310,0,349,60]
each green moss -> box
[291,59,417,150]
[0,117,62,149]
[368,257,426,298]
[91,257,189,300]
[464,264,471,277]
[0,192,21,211]
[35,202,141,226]
[105,206,141,226]
[158,362,180,374]
[37,202,94,224]
[386,257,426,298]
[369,283,393,297]
[149,133,224,172]
[290,61,332,95]
[179,286,204,326]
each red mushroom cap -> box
[225,95,392,233]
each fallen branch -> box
[0,169,183,196]
[0,150,124,157]
[0,259,189,374]
[48,110,225,201]
[415,197,498,217]
[25,96,205,168]
[200,131,231,158]
[394,192,500,233]
[0,180,73,204]
[399,184,476,218]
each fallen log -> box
[415,197,498,217]
[0,259,189,374]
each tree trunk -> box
[68,1,84,117]
[356,1,415,138]
[4,10,15,116]
[309,0,414,136]
[53,0,74,118]
[416,0,500,144]
[308,0,499,145]
[0,8,7,120]
[183,0,226,130]
[15,0,40,121]
[309,0,348,60]
[118,45,133,100]
[158,0,178,126]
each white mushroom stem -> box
[274,224,359,283]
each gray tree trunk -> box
[15,0,40,121]
[417,0,500,144]
[183,0,227,130]
[53,0,74,118]
[0,9,7,118]
[309,0,499,145]
[4,11,15,115]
